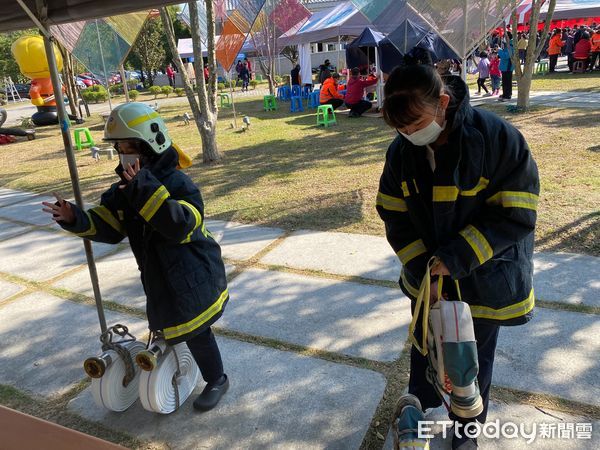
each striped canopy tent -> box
[50,11,149,87]
[350,0,518,78]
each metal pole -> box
[462,0,469,81]
[41,29,107,333]
[375,45,382,109]
[120,65,130,102]
[113,30,130,103]
[337,34,341,72]
[229,69,238,128]
[95,19,112,110]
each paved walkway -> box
[0,187,598,449]
[471,90,600,109]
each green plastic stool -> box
[218,93,231,108]
[73,127,94,151]
[535,61,548,74]
[316,104,336,127]
[263,95,277,111]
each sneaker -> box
[193,374,229,411]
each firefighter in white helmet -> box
[43,102,230,411]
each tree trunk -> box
[160,8,203,126]
[513,0,558,110]
[190,0,220,163]
[516,69,533,109]
[160,4,221,163]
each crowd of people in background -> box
[465,23,600,101]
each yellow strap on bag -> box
[408,257,462,356]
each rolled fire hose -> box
[90,340,146,412]
[138,339,200,414]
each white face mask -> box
[400,119,446,146]
[399,104,447,146]
[119,153,140,169]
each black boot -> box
[452,432,478,449]
[193,374,229,411]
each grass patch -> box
[1,96,598,256]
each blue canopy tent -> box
[377,19,460,73]
[345,27,385,69]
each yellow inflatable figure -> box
[11,35,64,126]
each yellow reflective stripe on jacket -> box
[75,211,97,237]
[401,181,411,197]
[163,289,229,340]
[433,178,489,202]
[401,269,420,298]
[139,185,170,222]
[459,224,493,265]
[127,111,159,128]
[470,288,535,320]
[91,206,124,235]
[397,239,427,265]
[486,191,539,211]
[178,200,207,243]
[376,192,407,212]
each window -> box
[327,43,337,52]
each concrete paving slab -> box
[54,249,236,311]
[0,188,39,208]
[0,194,58,226]
[534,252,600,307]
[383,402,599,449]
[0,291,147,398]
[223,268,410,361]
[493,307,600,406]
[206,219,284,261]
[260,230,400,282]
[0,219,31,241]
[69,336,386,450]
[0,280,24,302]
[53,249,146,310]
[0,229,113,281]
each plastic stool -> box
[277,85,291,101]
[218,93,231,108]
[302,85,312,98]
[535,61,548,74]
[290,96,304,112]
[316,104,336,127]
[308,90,320,109]
[339,89,347,96]
[73,127,94,150]
[291,85,302,98]
[263,95,277,111]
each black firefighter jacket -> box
[60,147,228,344]
[376,76,540,326]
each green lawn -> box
[1,95,598,256]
